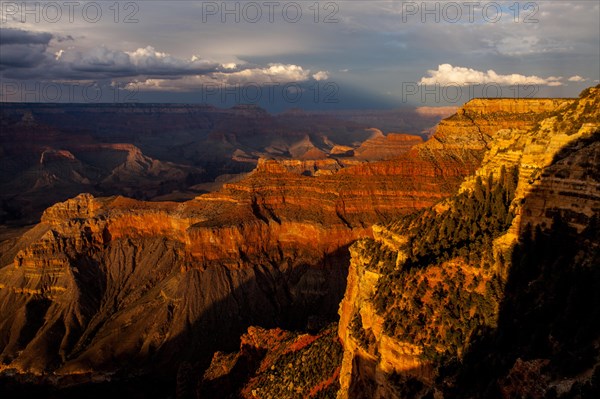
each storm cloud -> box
[0,28,53,69]
[0,1,597,107]
[0,28,328,89]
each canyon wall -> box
[336,88,599,398]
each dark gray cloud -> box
[0,29,53,69]
[55,35,75,43]
[0,43,49,68]
[0,30,327,89]
[0,28,52,45]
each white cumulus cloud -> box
[568,75,587,82]
[213,64,311,85]
[130,63,325,91]
[419,64,563,87]
[312,71,329,81]
[69,45,221,76]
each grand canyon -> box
[0,86,598,398]
[1,2,599,397]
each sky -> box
[1,0,599,111]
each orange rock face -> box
[354,129,423,160]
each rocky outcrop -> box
[335,88,599,398]
[337,242,435,399]
[425,98,570,151]
[199,324,342,398]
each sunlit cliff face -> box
[336,88,599,399]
